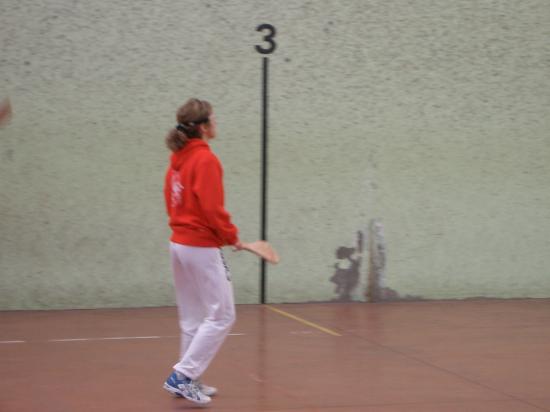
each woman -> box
[162,98,241,405]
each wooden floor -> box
[1,299,550,411]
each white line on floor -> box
[1,333,245,344]
[248,373,265,383]
[48,336,170,342]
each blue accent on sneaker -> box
[164,371,189,396]
[165,371,186,392]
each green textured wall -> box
[1,0,549,309]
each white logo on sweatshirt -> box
[171,173,184,208]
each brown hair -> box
[165,98,213,152]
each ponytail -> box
[165,128,188,152]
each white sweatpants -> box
[170,242,236,380]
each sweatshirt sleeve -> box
[193,154,239,245]
[164,167,172,217]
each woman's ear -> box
[198,123,209,138]
[200,118,216,140]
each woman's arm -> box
[193,155,239,245]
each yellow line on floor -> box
[266,306,342,337]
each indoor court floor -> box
[1,299,549,411]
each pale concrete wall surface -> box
[1,0,549,309]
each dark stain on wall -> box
[330,231,363,301]
[330,219,423,302]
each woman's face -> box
[201,113,217,140]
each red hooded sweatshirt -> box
[164,139,239,247]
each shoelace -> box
[185,380,202,399]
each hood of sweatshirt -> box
[170,139,210,171]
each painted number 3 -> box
[255,23,277,54]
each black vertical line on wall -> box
[260,56,269,304]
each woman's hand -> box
[233,241,244,251]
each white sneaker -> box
[198,382,218,397]
[163,371,211,405]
